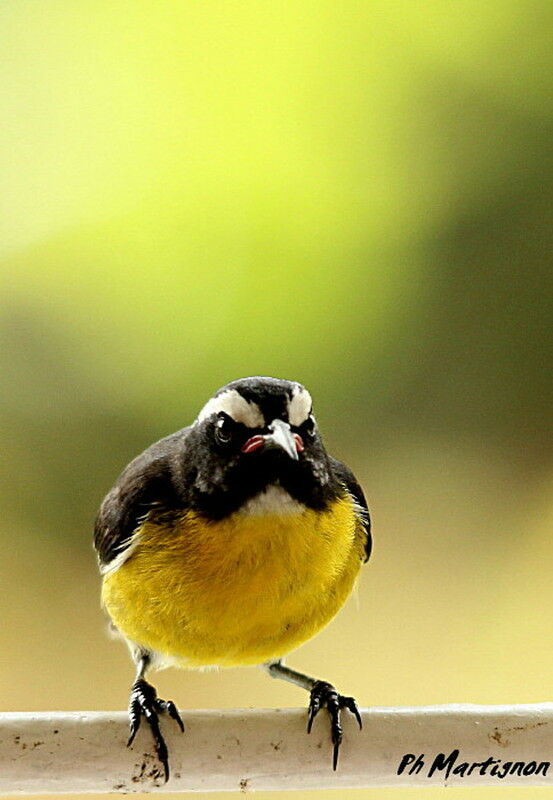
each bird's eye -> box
[215,413,235,444]
[302,414,317,438]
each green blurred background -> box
[1,1,553,798]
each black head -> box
[177,376,341,518]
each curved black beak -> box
[263,419,299,460]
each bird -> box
[94,376,371,780]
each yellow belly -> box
[102,496,365,667]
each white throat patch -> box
[239,484,305,516]
[198,389,265,428]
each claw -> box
[340,695,363,730]
[126,678,184,782]
[333,740,340,771]
[158,699,185,733]
[307,680,361,770]
[307,692,322,733]
[127,697,141,747]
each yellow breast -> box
[102,494,365,667]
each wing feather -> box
[93,429,188,567]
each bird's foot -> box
[127,678,184,782]
[307,680,362,770]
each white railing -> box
[2,704,553,793]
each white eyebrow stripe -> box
[288,386,312,426]
[198,389,265,428]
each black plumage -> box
[95,377,371,567]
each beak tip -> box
[264,419,301,460]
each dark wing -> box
[93,429,188,568]
[330,456,372,563]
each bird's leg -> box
[263,659,362,770]
[127,651,184,782]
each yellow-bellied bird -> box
[94,377,371,780]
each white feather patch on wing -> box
[198,389,265,428]
[345,489,370,528]
[239,484,305,515]
[99,528,143,576]
[287,386,312,426]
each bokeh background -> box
[2,1,553,798]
